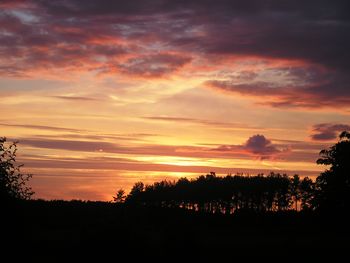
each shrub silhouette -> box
[113,189,126,203]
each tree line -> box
[1,131,349,214]
[123,172,314,213]
[120,131,350,214]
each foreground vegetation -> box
[122,131,350,214]
[125,172,313,213]
[1,132,350,259]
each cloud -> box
[0,1,349,106]
[52,95,99,101]
[20,154,318,177]
[205,66,350,108]
[311,123,350,141]
[0,11,129,76]
[245,134,281,156]
[214,134,285,160]
[0,122,83,132]
[118,53,191,78]
[18,137,216,159]
[0,0,28,8]
[142,116,247,128]
[30,133,155,142]
[19,138,125,153]
[0,3,347,63]
[15,134,324,165]
[16,136,276,160]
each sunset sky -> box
[1,0,349,201]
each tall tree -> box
[299,177,314,210]
[315,131,350,211]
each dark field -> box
[4,200,349,261]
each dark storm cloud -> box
[311,123,350,141]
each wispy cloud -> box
[51,96,99,101]
[0,122,84,133]
[20,154,318,176]
[17,134,298,161]
[142,116,249,128]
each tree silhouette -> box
[125,182,144,203]
[315,131,350,211]
[290,174,301,210]
[120,131,350,214]
[0,137,34,201]
[124,172,305,213]
[299,177,314,210]
[113,189,126,203]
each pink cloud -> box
[0,1,349,108]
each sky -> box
[1,0,350,201]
